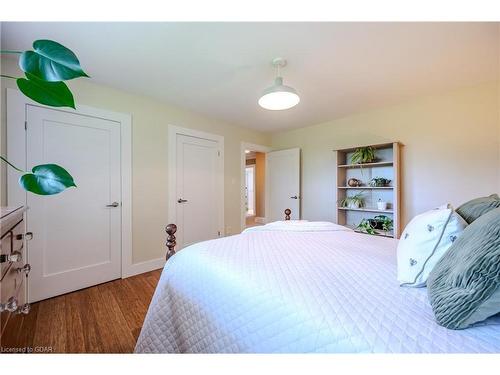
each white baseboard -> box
[255,216,267,224]
[123,257,165,278]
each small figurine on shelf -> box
[347,178,360,187]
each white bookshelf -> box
[335,142,401,239]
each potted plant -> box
[357,219,377,235]
[369,215,393,232]
[350,146,376,164]
[338,192,365,209]
[357,215,393,235]
[369,177,391,187]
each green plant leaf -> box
[19,164,76,195]
[19,40,89,82]
[17,73,75,108]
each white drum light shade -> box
[258,77,300,110]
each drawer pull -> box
[15,232,33,241]
[0,251,22,264]
[17,263,31,275]
[0,297,18,313]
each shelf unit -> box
[338,161,394,168]
[338,207,394,214]
[335,142,401,239]
[337,186,393,190]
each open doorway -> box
[241,143,272,231]
[244,151,265,228]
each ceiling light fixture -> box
[258,57,300,111]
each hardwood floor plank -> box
[0,270,161,354]
[33,295,67,353]
[108,278,148,335]
[89,283,136,353]
[64,291,86,353]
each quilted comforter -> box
[135,222,500,353]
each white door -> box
[175,134,223,249]
[26,105,122,302]
[267,148,301,221]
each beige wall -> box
[1,58,271,263]
[271,82,500,226]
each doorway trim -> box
[167,125,224,248]
[240,142,272,231]
[6,88,136,278]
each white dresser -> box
[0,206,31,340]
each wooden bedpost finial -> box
[284,208,291,220]
[165,224,177,260]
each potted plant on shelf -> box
[350,146,376,164]
[369,215,393,232]
[369,177,391,187]
[338,192,365,209]
[357,219,377,235]
[1,40,87,195]
[357,215,393,235]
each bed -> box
[135,218,500,353]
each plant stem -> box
[0,156,25,173]
[0,50,22,54]
[0,74,17,80]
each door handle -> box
[177,198,188,203]
[290,196,298,199]
[106,202,120,207]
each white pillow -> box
[397,204,467,287]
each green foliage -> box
[17,73,75,108]
[357,215,394,235]
[1,39,87,195]
[351,146,376,164]
[369,177,391,187]
[374,215,394,232]
[357,219,377,235]
[19,164,76,195]
[19,40,89,82]
[338,192,365,208]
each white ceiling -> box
[2,22,498,132]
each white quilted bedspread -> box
[135,223,500,353]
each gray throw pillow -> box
[456,193,500,224]
[427,207,500,329]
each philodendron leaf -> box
[19,39,89,82]
[17,73,75,108]
[19,164,76,195]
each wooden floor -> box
[1,269,161,353]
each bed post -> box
[284,208,291,220]
[165,224,177,260]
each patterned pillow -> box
[456,193,500,224]
[397,204,467,287]
[427,207,500,329]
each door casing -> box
[5,88,137,280]
[240,142,272,232]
